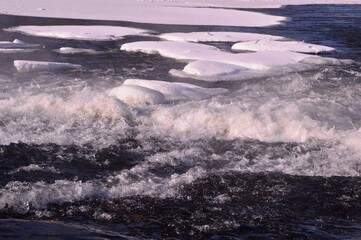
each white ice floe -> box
[108,79,228,105]
[160,32,284,43]
[14,60,82,73]
[232,40,336,54]
[0,1,286,27]
[121,41,314,70]
[108,85,166,106]
[183,61,247,77]
[123,79,228,101]
[6,25,153,41]
[55,47,105,55]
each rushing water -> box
[0,4,361,239]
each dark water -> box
[0,4,361,239]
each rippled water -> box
[0,4,361,239]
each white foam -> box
[14,60,82,73]
[160,32,284,42]
[0,90,132,147]
[123,79,228,101]
[121,41,314,70]
[6,25,153,41]
[147,101,335,143]
[108,85,165,106]
[232,40,336,53]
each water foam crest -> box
[0,89,132,146]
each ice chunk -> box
[108,85,165,106]
[123,79,228,101]
[232,40,336,54]
[14,60,82,73]
[6,25,154,41]
[183,61,247,77]
[160,32,284,42]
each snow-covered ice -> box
[160,32,284,43]
[14,60,82,73]
[6,25,154,41]
[123,79,228,101]
[183,61,247,77]
[108,85,166,106]
[232,40,336,54]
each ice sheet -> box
[6,25,153,41]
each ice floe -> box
[160,32,284,43]
[6,25,154,41]
[183,61,247,77]
[108,79,228,105]
[123,79,228,101]
[14,60,82,73]
[108,85,165,106]
[232,40,336,54]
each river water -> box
[0,4,360,239]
